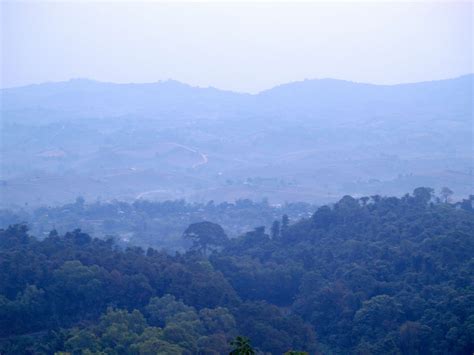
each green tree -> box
[271,220,280,239]
[183,221,228,255]
[281,215,290,236]
[413,187,434,205]
[354,295,403,340]
[230,336,255,355]
[399,321,432,354]
[440,187,454,203]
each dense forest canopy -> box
[1,188,473,354]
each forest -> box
[0,199,315,251]
[0,188,473,354]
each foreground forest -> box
[1,188,473,354]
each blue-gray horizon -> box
[1,1,472,93]
[1,73,473,95]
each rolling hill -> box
[1,75,472,206]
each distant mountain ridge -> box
[3,74,473,93]
[2,74,472,120]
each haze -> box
[2,2,474,354]
[2,1,472,93]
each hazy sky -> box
[1,1,472,93]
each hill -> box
[1,76,472,206]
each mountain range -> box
[1,75,472,206]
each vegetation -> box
[183,221,229,255]
[230,336,255,355]
[0,188,473,354]
[0,199,315,251]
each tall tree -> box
[281,215,290,236]
[183,221,228,255]
[413,187,434,205]
[440,187,454,203]
[271,220,280,239]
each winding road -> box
[135,143,208,200]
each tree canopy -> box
[0,188,473,354]
[183,221,228,255]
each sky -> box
[1,1,472,93]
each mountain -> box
[257,75,472,123]
[1,75,472,206]
[2,75,471,122]
[1,78,250,120]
